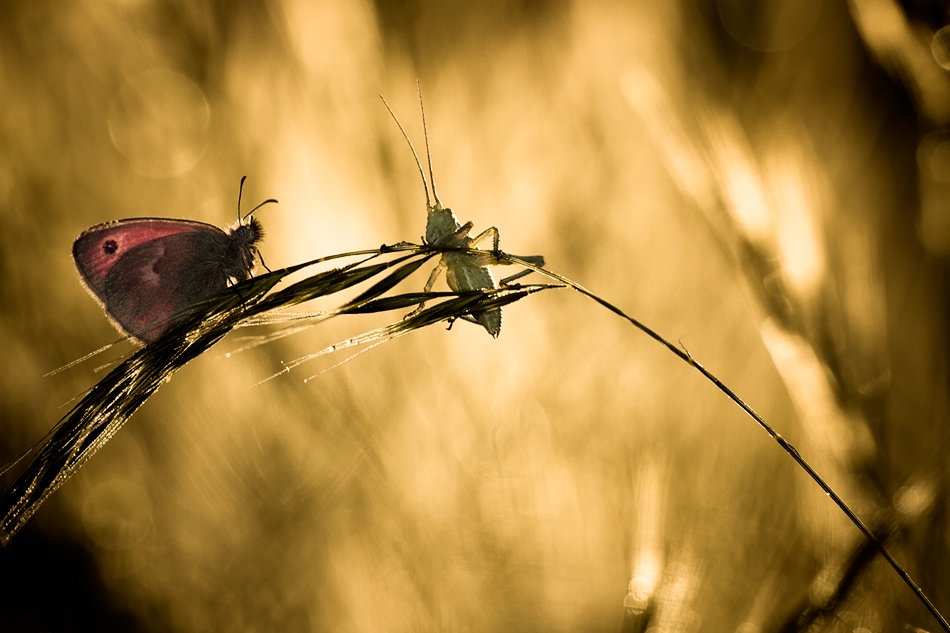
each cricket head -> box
[425,203,463,246]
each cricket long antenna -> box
[237,175,278,222]
[379,92,434,209]
[416,80,442,207]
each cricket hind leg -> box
[500,254,544,285]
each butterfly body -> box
[73,216,264,342]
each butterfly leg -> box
[257,250,272,273]
[227,279,250,313]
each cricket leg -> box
[423,259,445,293]
[441,221,474,247]
[514,254,545,266]
[407,258,447,317]
[500,254,545,285]
[501,269,533,285]
[468,226,499,251]
[467,224,542,285]
[461,226,502,268]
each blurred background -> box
[2,0,950,631]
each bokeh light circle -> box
[718,0,821,52]
[108,68,210,177]
[83,479,153,549]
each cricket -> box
[380,85,544,337]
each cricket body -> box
[424,191,503,336]
[381,84,529,337]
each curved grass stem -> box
[499,252,949,633]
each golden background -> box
[2,1,950,631]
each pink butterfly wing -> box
[104,231,238,341]
[73,218,224,296]
[74,219,238,342]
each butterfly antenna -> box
[237,176,278,221]
[380,93,432,209]
[243,198,278,221]
[237,175,248,223]
[417,80,442,208]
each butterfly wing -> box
[74,220,233,342]
[73,218,224,296]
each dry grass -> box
[2,1,949,631]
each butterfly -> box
[73,179,272,343]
